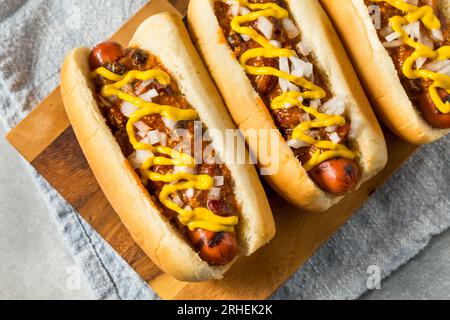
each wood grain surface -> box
[6,0,418,300]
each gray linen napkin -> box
[0,0,449,300]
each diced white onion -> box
[139,88,159,102]
[160,132,168,147]
[282,18,300,39]
[403,21,420,40]
[287,139,309,149]
[239,6,250,15]
[185,188,195,199]
[329,132,341,144]
[383,40,403,48]
[379,26,394,38]
[287,82,301,92]
[257,16,273,40]
[431,29,444,42]
[438,64,450,76]
[136,150,154,166]
[296,39,312,56]
[226,0,240,16]
[310,99,321,109]
[320,96,346,116]
[241,34,251,41]
[300,112,311,122]
[423,59,450,72]
[135,79,153,96]
[326,125,338,133]
[184,205,193,212]
[127,153,140,169]
[172,194,184,207]
[133,121,150,132]
[418,31,434,49]
[279,56,291,92]
[162,117,177,130]
[416,57,427,69]
[208,187,222,200]
[214,176,225,187]
[289,56,313,78]
[385,31,400,42]
[147,130,161,145]
[269,40,281,48]
[174,166,196,175]
[120,102,138,117]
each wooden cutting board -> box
[6,0,418,300]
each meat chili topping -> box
[365,0,450,129]
[89,43,240,265]
[214,0,361,195]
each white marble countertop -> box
[1,121,450,300]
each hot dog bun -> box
[188,0,387,211]
[320,0,450,144]
[60,12,275,282]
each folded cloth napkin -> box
[1,0,449,300]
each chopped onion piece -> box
[133,121,150,132]
[416,57,427,69]
[185,188,195,199]
[279,56,290,92]
[241,34,251,41]
[300,112,311,122]
[310,99,321,109]
[184,205,193,212]
[135,150,154,167]
[147,130,161,145]
[418,31,434,49]
[208,187,222,200]
[329,132,341,144]
[320,96,346,116]
[383,40,403,48]
[120,102,138,117]
[160,132,168,147]
[174,166,196,175]
[287,139,309,149]
[379,25,394,38]
[226,0,240,16]
[214,176,225,187]
[289,56,313,78]
[287,82,301,92]
[270,40,281,48]
[431,29,444,42]
[162,117,177,130]
[239,6,250,15]
[282,18,299,39]
[121,84,135,95]
[172,194,184,207]
[326,125,338,133]
[127,153,140,169]
[139,88,158,102]
[385,31,400,42]
[423,59,450,72]
[403,21,420,40]
[296,39,312,56]
[135,79,153,96]
[257,16,273,40]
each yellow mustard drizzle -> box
[93,67,238,233]
[229,0,356,171]
[373,0,450,114]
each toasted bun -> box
[60,12,275,282]
[320,0,450,144]
[188,0,387,211]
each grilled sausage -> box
[417,88,450,129]
[89,41,126,69]
[309,158,361,195]
[187,229,238,266]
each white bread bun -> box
[320,0,450,144]
[60,12,275,282]
[188,0,388,211]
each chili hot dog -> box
[188,0,388,211]
[60,12,275,282]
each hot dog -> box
[188,0,387,211]
[321,0,450,144]
[60,12,275,282]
